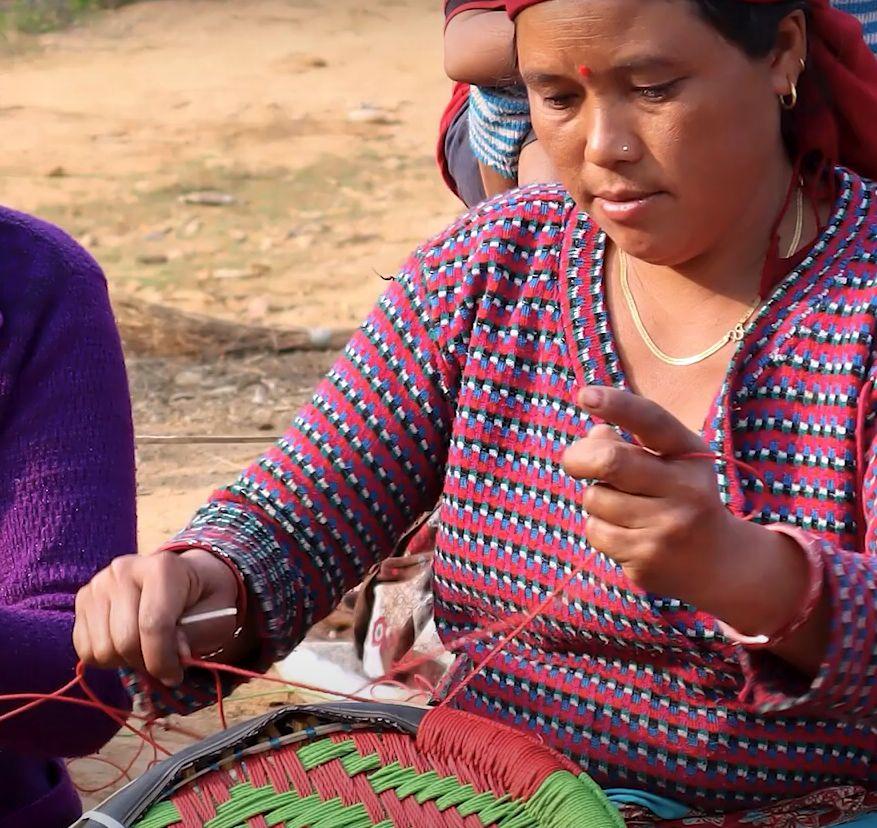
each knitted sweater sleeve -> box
[0,216,135,757]
[735,373,877,721]
[125,252,461,716]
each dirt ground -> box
[0,0,460,809]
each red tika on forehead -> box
[577,64,592,78]
[505,0,877,185]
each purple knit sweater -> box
[0,207,136,828]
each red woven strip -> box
[202,771,233,804]
[245,756,268,789]
[394,730,430,774]
[365,731,397,767]
[351,731,384,758]
[408,788,454,826]
[274,743,313,797]
[246,816,269,828]
[347,764,390,823]
[435,805,467,828]
[417,707,578,800]
[263,749,294,794]
[174,789,216,828]
[401,789,434,824]
[464,812,487,828]
[309,761,359,807]
[187,784,217,824]
[377,788,414,824]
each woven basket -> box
[74,701,625,828]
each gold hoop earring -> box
[780,80,798,110]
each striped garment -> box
[833,0,877,47]
[468,84,532,179]
[129,167,877,815]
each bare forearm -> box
[444,10,518,85]
[698,520,829,676]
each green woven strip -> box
[414,774,466,806]
[266,791,322,824]
[207,783,297,828]
[479,796,526,824]
[433,781,479,811]
[367,762,420,794]
[265,791,377,827]
[341,751,382,777]
[132,800,181,828]
[295,737,358,770]
[395,769,442,798]
[458,790,504,818]
[293,796,372,828]
[497,809,540,828]
[368,760,527,825]
[522,771,626,828]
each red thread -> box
[214,669,227,730]
[438,566,584,710]
[66,737,145,793]
[0,447,769,804]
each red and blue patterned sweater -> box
[132,167,877,811]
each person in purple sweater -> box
[0,208,136,827]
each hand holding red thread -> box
[73,547,243,687]
[562,385,814,644]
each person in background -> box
[439,0,559,205]
[438,0,877,207]
[0,210,137,828]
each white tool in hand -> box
[179,607,238,626]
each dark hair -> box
[691,0,808,57]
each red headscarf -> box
[506,0,877,182]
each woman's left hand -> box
[562,385,744,610]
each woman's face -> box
[516,0,798,265]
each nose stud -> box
[621,144,630,153]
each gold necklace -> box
[619,187,803,367]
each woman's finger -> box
[72,586,94,664]
[583,514,647,564]
[563,437,672,496]
[137,554,192,686]
[587,423,622,442]
[77,578,121,668]
[107,562,147,673]
[578,386,705,457]
[581,483,662,529]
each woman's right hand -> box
[73,548,241,686]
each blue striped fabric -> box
[468,84,532,180]
[834,0,877,50]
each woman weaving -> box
[75,0,877,822]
